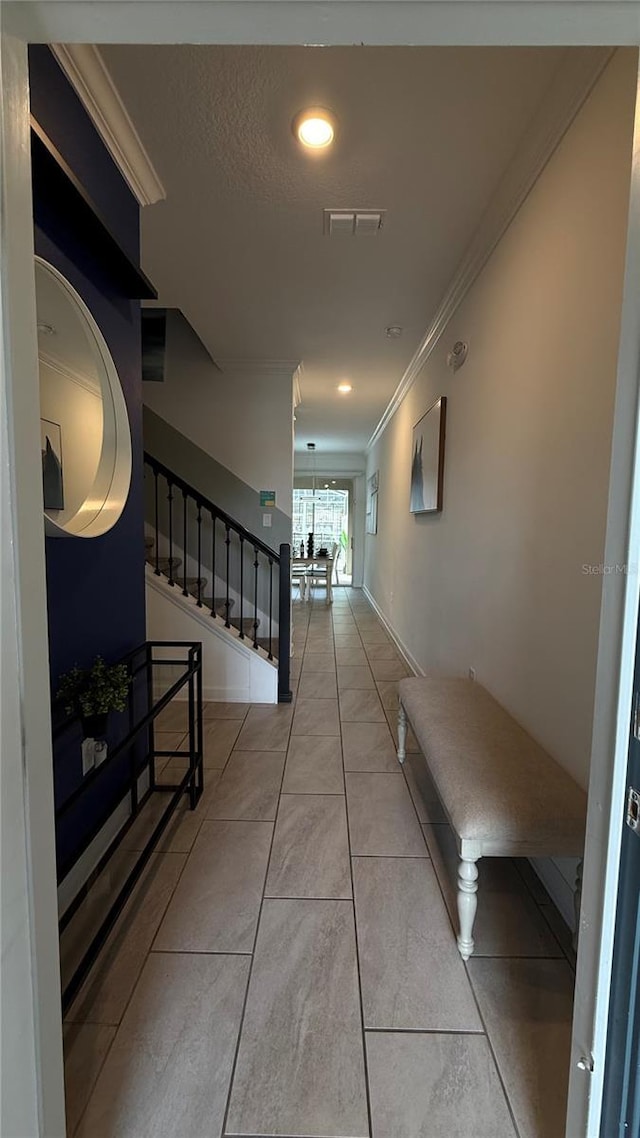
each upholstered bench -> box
[397,675,587,960]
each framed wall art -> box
[410,396,447,514]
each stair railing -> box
[144,452,292,702]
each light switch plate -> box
[263,514,272,527]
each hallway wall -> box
[364,50,636,797]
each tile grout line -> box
[68,703,254,1135]
[341,590,380,1138]
[219,676,296,1138]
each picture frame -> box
[366,471,379,534]
[41,418,64,511]
[410,396,447,514]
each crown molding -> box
[367,46,613,451]
[50,44,166,207]
[39,349,101,398]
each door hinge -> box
[626,786,640,833]
[633,691,640,741]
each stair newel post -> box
[253,547,259,650]
[153,468,160,575]
[239,534,245,639]
[224,525,231,628]
[268,557,274,660]
[277,543,292,702]
[210,511,217,618]
[196,503,203,607]
[167,479,175,586]
[182,489,189,597]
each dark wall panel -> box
[30,47,146,875]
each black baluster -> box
[197,504,203,606]
[182,490,189,596]
[278,543,292,702]
[268,558,274,660]
[153,468,160,575]
[211,512,217,618]
[239,534,245,638]
[224,525,231,628]
[167,479,175,586]
[253,547,259,649]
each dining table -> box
[291,555,334,604]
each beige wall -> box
[143,312,294,518]
[365,49,636,792]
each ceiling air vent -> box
[323,209,386,237]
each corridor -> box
[62,589,575,1138]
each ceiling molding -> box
[367,45,613,452]
[50,44,166,206]
[39,349,101,398]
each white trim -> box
[6,3,640,47]
[368,46,612,451]
[570,57,640,1138]
[362,583,423,678]
[50,43,165,207]
[39,348,101,398]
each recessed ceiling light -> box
[293,107,336,150]
[337,382,352,394]
[385,325,403,339]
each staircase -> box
[143,454,292,702]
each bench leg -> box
[457,857,479,960]
[572,859,583,953]
[397,703,407,765]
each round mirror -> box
[36,257,132,538]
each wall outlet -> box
[468,667,476,682]
[81,737,95,775]
[94,740,108,767]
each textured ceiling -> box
[100,45,570,452]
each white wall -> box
[146,569,278,703]
[365,49,636,795]
[143,313,294,518]
[295,450,367,586]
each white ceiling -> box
[100,45,572,452]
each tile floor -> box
[62,588,576,1138]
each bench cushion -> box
[399,676,586,853]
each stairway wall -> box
[144,405,291,550]
[141,309,294,531]
[30,47,147,877]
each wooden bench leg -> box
[457,857,479,960]
[397,703,407,765]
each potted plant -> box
[57,656,130,738]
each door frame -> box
[2,6,640,1136]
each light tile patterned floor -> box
[62,588,576,1138]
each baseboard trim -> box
[362,585,423,677]
[529,856,578,931]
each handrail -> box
[143,452,292,702]
[144,450,280,562]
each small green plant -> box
[57,656,130,718]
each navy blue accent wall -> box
[30,47,147,875]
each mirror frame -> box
[36,257,132,538]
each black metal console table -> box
[54,640,203,1013]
